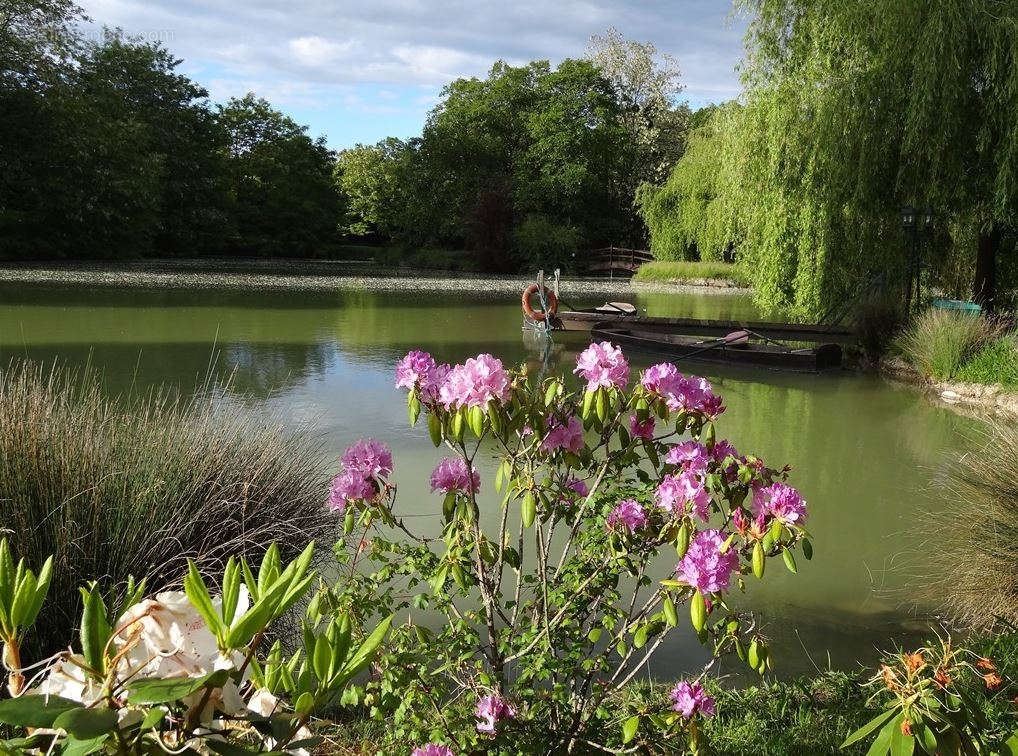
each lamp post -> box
[902,205,935,313]
[901,206,917,313]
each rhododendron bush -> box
[0,539,391,754]
[324,342,814,753]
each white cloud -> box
[289,35,354,67]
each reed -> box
[894,308,1001,380]
[926,420,1018,627]
[0,361,333,658]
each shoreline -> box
[881,357,1018,416]
[0,259,754,297]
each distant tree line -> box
[1,4,695,271]
[0,1,341,259]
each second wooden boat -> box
[591,326,843,372]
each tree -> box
[0,0,84,87]
[656,0,1018,317]
[335,138,409,238]
[218,94,342,257]
[586,28,691,195]
[75,32,230,256]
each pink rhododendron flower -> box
[439,353,511,409]
[341,439,394,479]
[752,482,807,525]
[676,529,739,593]
[475,694,515,734]
[430,458,480,494]
[411,746,455,756]
[655,471,710,521]
[541,415,584,453]
[564,477,589,497]
[574,341,629,391]
[395,350,451,400]
[328,471,374,512]
[640,364,725,418]
[666,440,709,472]
[711,439,739,462]
[607,499,646,532]
[670,681,715,718]
[629,414,655,440]
[731,507,749,534]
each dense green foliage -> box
[0,2,343,260]
[336,35,694,271]
[0,362,333,660]
[641,0,1018,318]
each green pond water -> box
[0,280,980,679]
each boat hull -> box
[554,310,855,345]
[590,327,843,373]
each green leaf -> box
[521,491,537,529]
[782,548,797,574]
[51,708,118,739]
[184,560,224,641]
[23,556,53,629]
[662,595,678,627]
[335,614,393,684]
[581,388,595,420]
[60,735,109,756]
[752,541,765,579]
[633,624,649,649]
[587,627,602,643]
[313,634,331,682]
[889,715,914,756]
[468,405,485,437]
[127,669,230,704]
[622,715,639,744]
[79,586,112,676]
[802,538,813,560]
[139,708,166,730]
[428,411,442,447]
[690,590,706,633]
[841,709,897,748]
[864,717,896,756]
[240,557,259,603]
[221,557,240,627]
[10,571,36,627]
[0,695,81,728]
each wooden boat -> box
[554,308,855,345]
[590,326,843,372]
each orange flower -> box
[903,652,925,675]
[976,657,996,672]
[984,672,1003,691]
[881,664,897,690]
[900,719,913,737]
[934,667,952,689]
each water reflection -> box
[0,282,977,678]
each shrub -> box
[894,309,1001,380]
[320,344,814,753]
[0,361,333,659]
[955,334,1018,386]
[0,538,391,754]
[925,420,1018,627]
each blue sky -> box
[77,1,748,150]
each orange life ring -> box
[521,284,559,322]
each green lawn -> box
[633,260,752,287]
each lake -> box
[0,278,978,679]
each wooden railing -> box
[583,247,654,277]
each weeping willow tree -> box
[643,0,1018,318]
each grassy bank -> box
[633,260,752,287]
[317,631,1017,754]
[893,308,1018,387]
[336,244,481,272]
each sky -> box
[76,1,748,150]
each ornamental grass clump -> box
[0,361,333,660]
[318,343,814,753]
[926,420,1018,627]
[895,309,1001,380]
